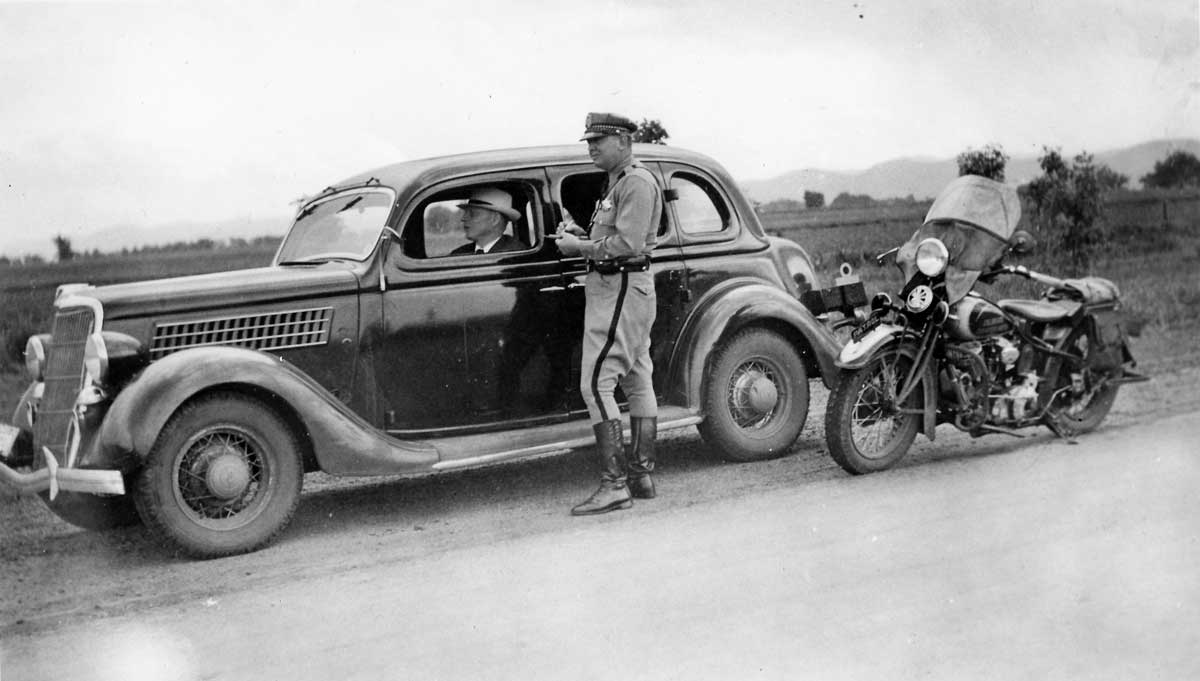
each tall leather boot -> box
[571,419,632,516]
[627,416,657,499]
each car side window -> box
[400,182,539,260]
[670,172,735,236]
[559,172,605,231]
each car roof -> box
[317,144,728,198]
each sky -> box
[1,0,1198,257]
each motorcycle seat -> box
[998,299,1080,322]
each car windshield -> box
[275,190,393,264]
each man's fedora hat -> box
[457,188,521,221]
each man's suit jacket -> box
[450,233,525,255]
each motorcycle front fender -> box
[835,327,939,440]
[836,323,908,369]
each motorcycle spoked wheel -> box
[1044,324,1120,435]
[825,348,923,475]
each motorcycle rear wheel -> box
[826,349,922,474]
[1047,324,1120,434]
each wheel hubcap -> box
[175,429,266,523]
[206,452,252,500]
[729,360,781,428]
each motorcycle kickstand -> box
[1043,417,1079,445]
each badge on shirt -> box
[600,199,613,211]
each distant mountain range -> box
[739,138,1200,204]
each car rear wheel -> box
[133,392,303,559]
[698,328,809,462]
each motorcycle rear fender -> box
[88,346,437,476]
[664,280,844,406]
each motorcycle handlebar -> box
[981,264,1068,289]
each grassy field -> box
[2,211,1198,411]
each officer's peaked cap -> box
[580,112,637,141]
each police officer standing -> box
[554,113,663,516]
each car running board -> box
[430,406,702,472]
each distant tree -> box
[632,119,669,145]
[1024,147,1124,275]
[829,192,877,209]
[1095,165,1129,194]
[53,234,75,262]
[803,190,826,209]
[957,143,1009,181]
[758,198,806,213]
[1140,150,1200,189]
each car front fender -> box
[89,346,437,476]
[666,280,843,406]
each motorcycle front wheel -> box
[825,349,922,474]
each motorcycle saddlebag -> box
[1088,307,1130,370]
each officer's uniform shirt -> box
[578,157,661,261]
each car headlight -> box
[84,333,109,383]
[916,238,949,276]
[24,335,47,381]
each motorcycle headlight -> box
[84,333,109,383]
[24,335,47,381]
[916,238,949,276]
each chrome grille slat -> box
[34,307,93,466]
[150,307,332,358]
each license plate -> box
[0,423,19,460]
[851,316,882,343]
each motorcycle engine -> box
[943,342,992,429]
[946,337,1039,428]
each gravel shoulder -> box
[2,329,1197,634]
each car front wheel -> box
[698,328,809,462]
[133,392,303,559]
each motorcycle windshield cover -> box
[924,175,1021,241]
[897,175,1023,302]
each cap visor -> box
[579,131,609,141]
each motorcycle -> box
[820,175,1147,474]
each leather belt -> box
[587,256,650,274]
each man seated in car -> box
[450,188,525,255]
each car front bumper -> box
[0,422,126,497]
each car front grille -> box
[149,307,333,358]
[34,306,94,468]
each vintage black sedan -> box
[1,144,842,557]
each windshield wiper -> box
[337,196,364,213]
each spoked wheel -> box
[825,348,922,474]
[134,392,303,558]
[1045,324,1119,435]
[698,328,809,462]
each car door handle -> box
[566,281,585,289]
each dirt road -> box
[2,367,1199,680]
